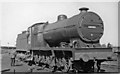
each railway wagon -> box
[16,7,117,72]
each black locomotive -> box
[16,7,115,73]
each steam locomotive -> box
[16,7,116,72]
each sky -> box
[0,1,118,47]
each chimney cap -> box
[79,7,89,12]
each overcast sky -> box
[0,2,118,46]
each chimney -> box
[79,7,89,13]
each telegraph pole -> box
[8,42,9,49]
